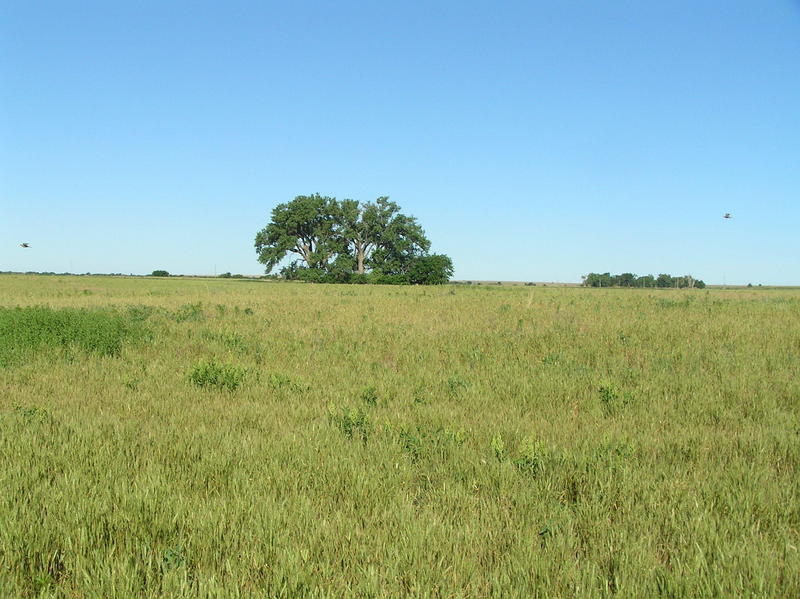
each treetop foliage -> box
[255,195,453,284]
[254,194,340,273]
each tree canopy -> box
[255,195,453,284]
[254,194,341,273]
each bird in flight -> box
[723,213,732,219]
[20,242,30,248]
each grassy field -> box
[0,274,798,598]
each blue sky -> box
[2,1,798,284]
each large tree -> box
[338,197,430,275]
[255,194,451,284]
[254,194,341,273]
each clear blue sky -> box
[2,1,798,284]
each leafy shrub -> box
[365,272,408,285]
[598,380,632,416]
[398,425,468,463]
[412,386,430,405]
[329,406,371,444]
[447,428,467,446]
[491,434,506,462]
[399,429,423,462]
[513,436,546,477]
[126,305,156,322]
[361,386,378,407]
[151,270,170,277]
[189,359,246,391]
[161,545,186,571]
[267,373,309,394]
[598,382,619,408]
[14,405,54,425]
[406,254,454,285]
[446,375,468,396]
[200,329,250,355]
[123,376,140,391]
[542,352,561,365]
[173,302,204,322]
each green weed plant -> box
[188,359,246,391]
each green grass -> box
[0,275,798,597]
[0,305,149,367]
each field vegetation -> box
[0,274,798,597]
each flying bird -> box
[723,213,732,219]
[20,243,30,248]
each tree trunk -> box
[357,248,365,274]
[300,243,312,267]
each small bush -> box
[329,406,371,444]
[200,329,250,354]
[151,270,170,277]
[361,386,378,407]
[541,352,561,365]
[14,405,54,425]
[267,373,309,394]
[161,545,186,571]
[412,386,430,405]
[598,383,619,407]
[126,305,156,322]
[491,434,506,462]
[398,425,467,463]
[513,436,546,477]
[189,359,246,391]
[446,375,468,396]
[598,380,633,416]
[173,302,204,322]
[447,428,467,446]
[399,430,423,462]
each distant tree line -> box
[582,272,706,289]
[255,194,454,284]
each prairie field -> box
[0,274,798,598]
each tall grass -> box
[0,275,798,597]
[0,305,148,367]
